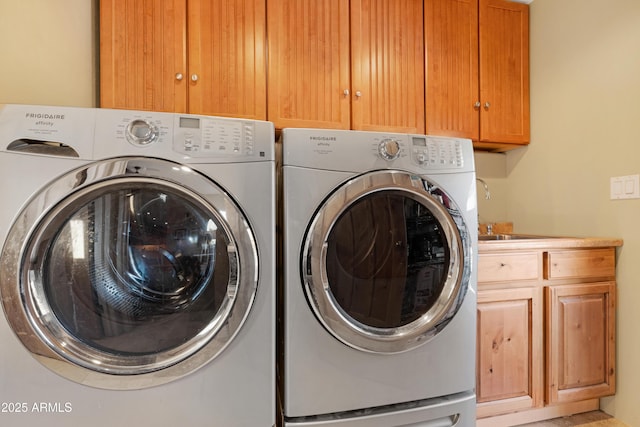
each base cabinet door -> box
[476,286,543,418]
[546,281,616,403]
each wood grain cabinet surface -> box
[425,0,529,151]
[267,0,425,133]
[477,244,619,427]
[100,0,267,119]
[99,0,529,147]
[477,286,543,418]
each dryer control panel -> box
[410,135,464,169]
[281,128,472,173]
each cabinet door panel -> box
[479,0,529,144]
[267,0,351,129]
[546,282,616,403]
[351,0,425,133]
[100,0,188,112]
[425,0,479,139]
[188,0,267,119]
[477,287,543,418]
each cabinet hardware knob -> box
[343,89,350,96]
[191,74,199,82]
[355,91,362,98]
[175,73,184,81]
[474,101,481,109]
[484,102,491,109]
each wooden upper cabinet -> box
[350,0,425,133]
[479,0,530,146]
[425,0,529,151]
[187,0,266,119]
[267,0,351,129]
[100,0,188,112]
[100,0,266,119]
[267,0,425,133]
[425,0,479,140]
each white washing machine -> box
[279,128,478,427]
[0,104,275,427]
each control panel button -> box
[378,138,401,161]
[126,119,160,146]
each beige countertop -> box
[478,234,623,252]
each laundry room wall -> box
[0,1,97,107]
[504,1,640,425]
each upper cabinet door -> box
[425,0,479,139]
[187,0,267,119]
[479,0,530,144]
[267,0,351,129]
[350,0,425,134]
[100,0,188,112]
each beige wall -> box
[0,1,97,107]
[502,0,640,424]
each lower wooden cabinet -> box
[546,281,616,404]
[477,286,543,417]
[477,244,620,426]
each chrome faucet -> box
[476,178,492,234]
[476,178,491,200]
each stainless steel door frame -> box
[302,170,471,354]
[0,157,258,389]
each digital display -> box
[412,136,427,147]
[180,117,200,129]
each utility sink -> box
[478,233,560,241]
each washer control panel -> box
[173,116,255,156]
[411,135,463,169]
[115,113,256,156]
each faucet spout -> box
[476,178,491,200]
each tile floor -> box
[519,410,613,426]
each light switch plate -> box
[610,174,640,199]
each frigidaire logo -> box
[25,112,65,120]
[310,136,336,142]
[310,136,336,146]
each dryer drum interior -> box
[302,170,471,354]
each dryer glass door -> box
[302,170,471,354]
[0,157,258,389]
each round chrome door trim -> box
[302,170,470,354]
[0,157,258,389]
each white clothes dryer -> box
[0,104,275,427]
[279,128,478,427]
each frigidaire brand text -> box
[310,136,336,146]
[25,113,65,120]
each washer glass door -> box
[302,170,471,353]
[0,157,258,389]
